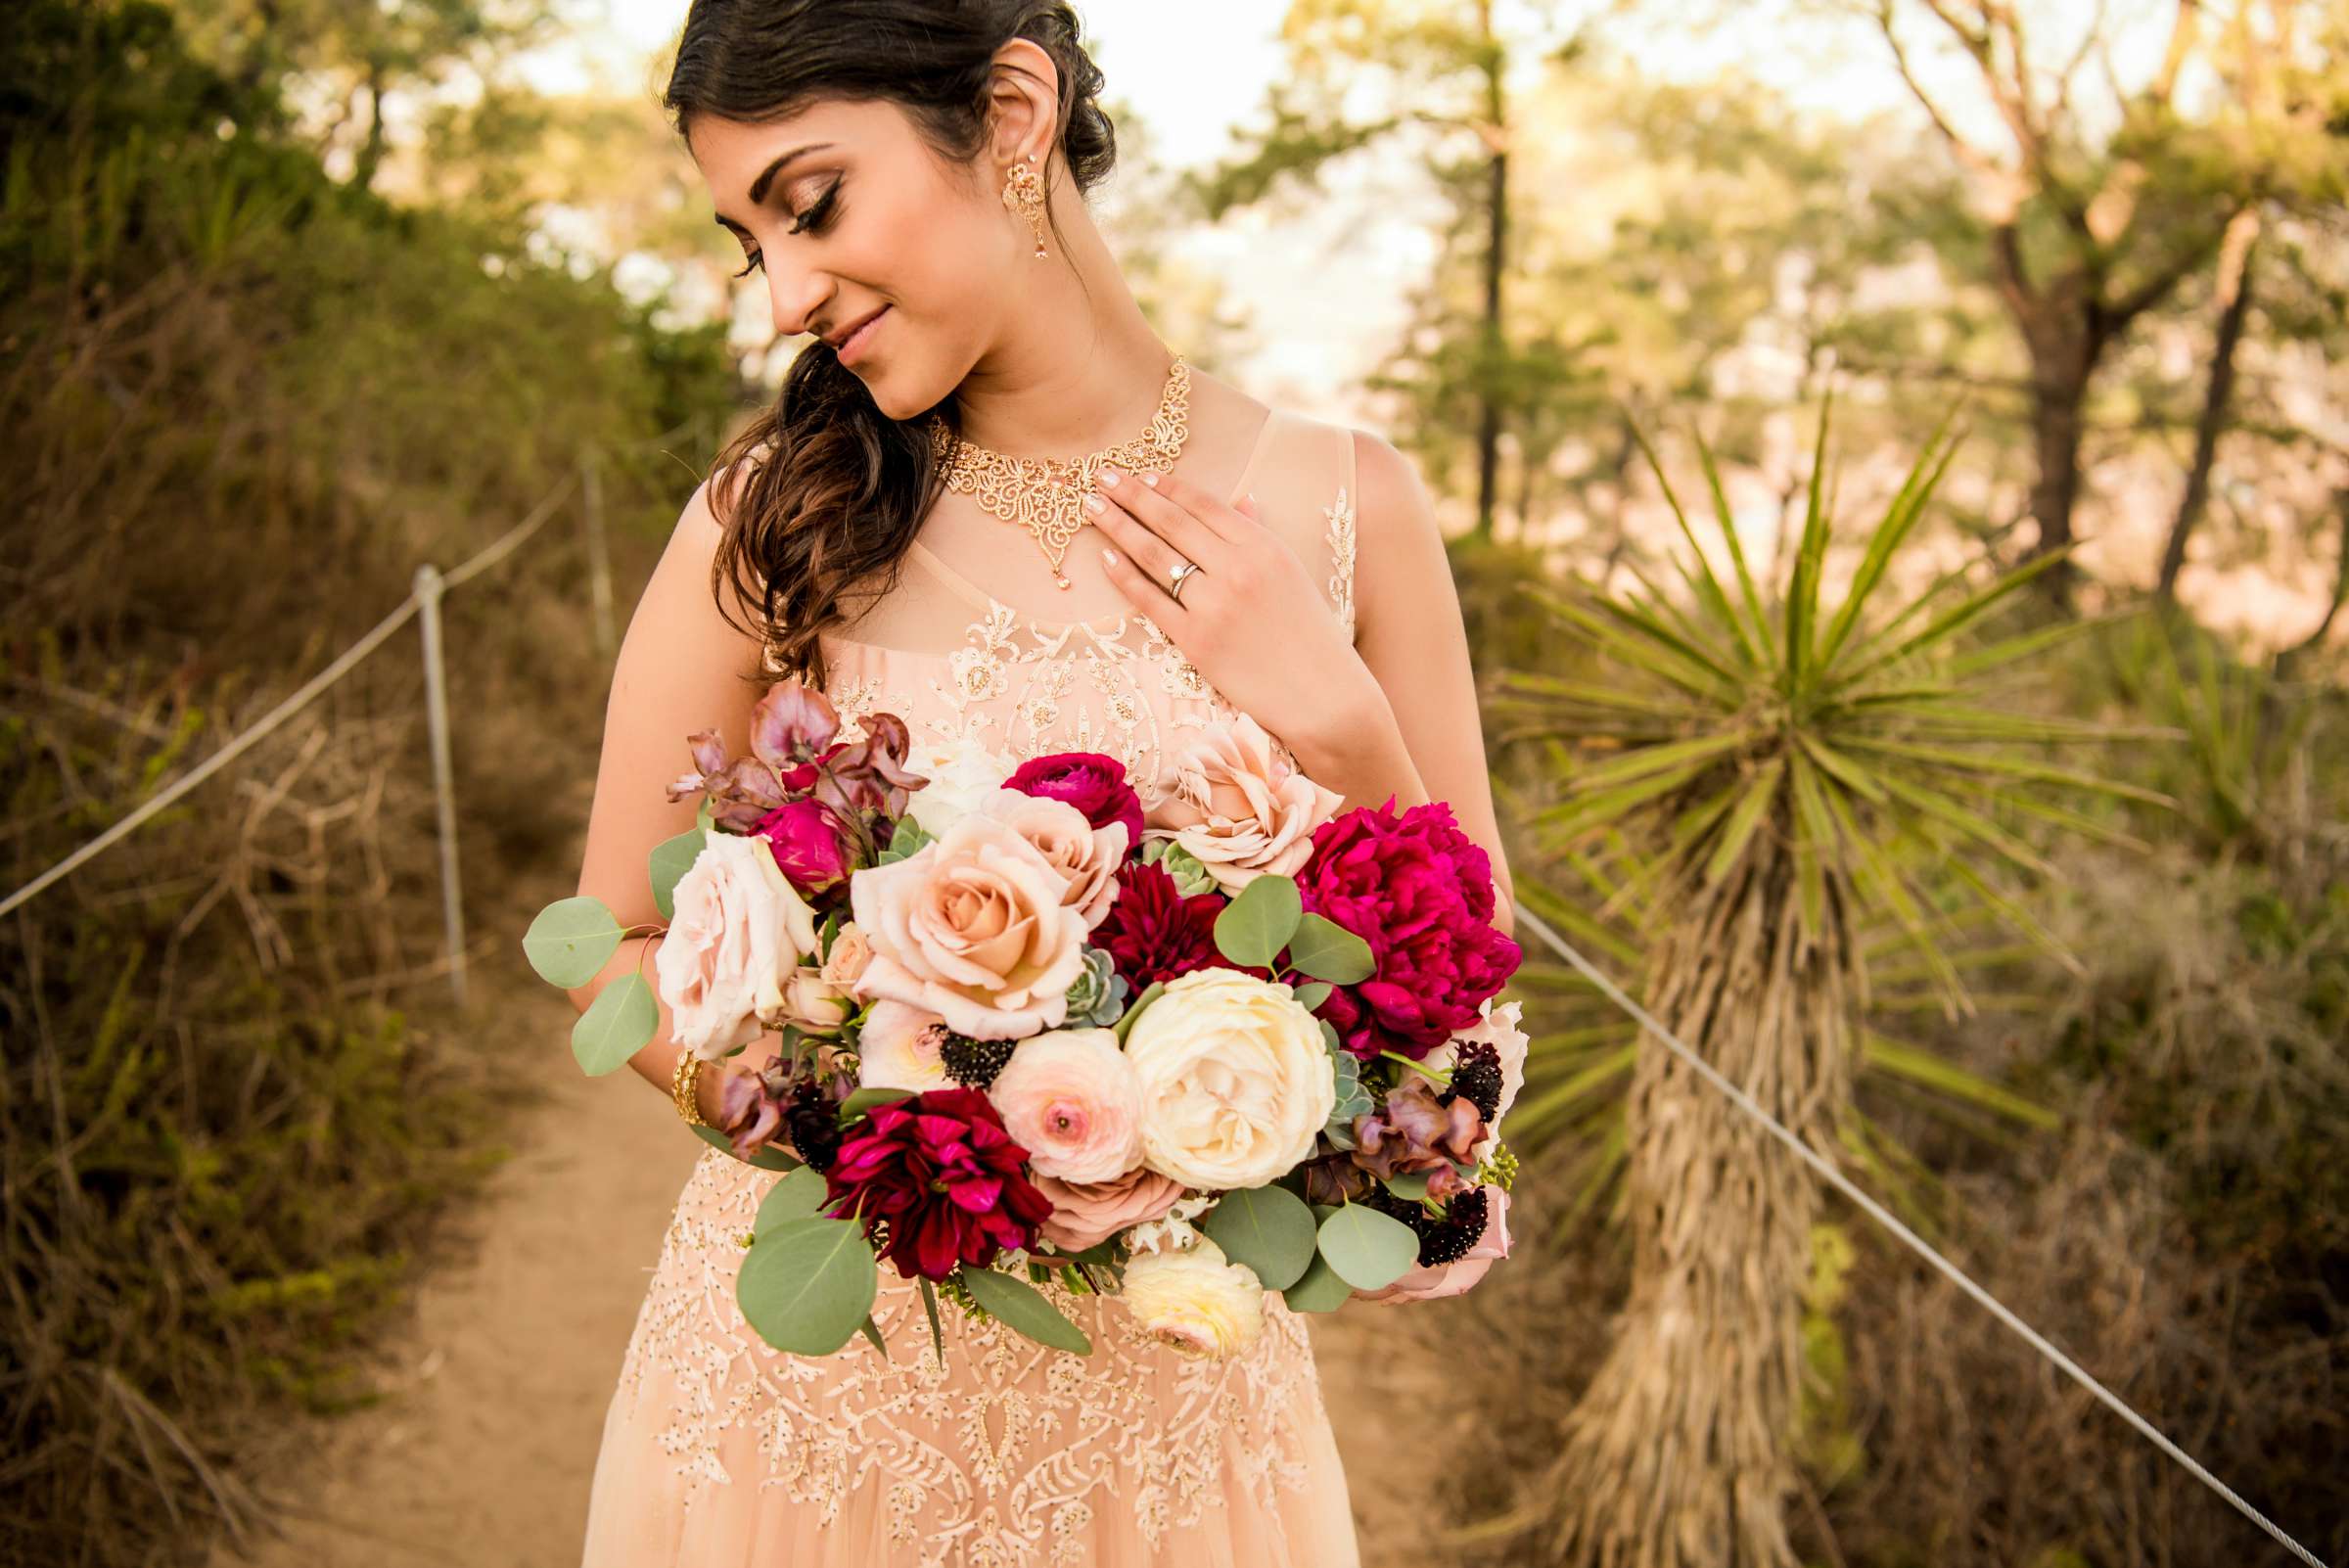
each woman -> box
[569,2,1516,1562]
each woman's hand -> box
[1084,464,1377,759]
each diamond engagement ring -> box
[1167,558,1203,604]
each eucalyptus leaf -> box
[735,1217,880,1357]
[1287,912,1374,984]
[649,828,707,920]
[524,896,625,989]
[1317,1019,1344,1057]
[857,1314,889,1359]
[1383,1170,1433,1204]
[1280,1250,1356,1314]
[571,974,657,1076]
[1198,1183,1318,1291]
[839,1085,919,1122]
[691,1122,802,1172]
[754,1165,831,1235]
[960,1265,1092,1355]
[1289,980,1333,1012]
[1214,874,1302,969]
[1316,1203,1421,1291]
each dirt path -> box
[207,1014,1424,1568]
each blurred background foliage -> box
[1,0,2343,1565]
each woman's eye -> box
[789,182,841,237]
[732,251,764,279]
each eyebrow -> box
[714,141,837,231]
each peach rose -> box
[1141,713,1344,896]
[848,811,1088,1040]
[1031,1165,1185,1253]
[984,1027,1145,1182]
[977,789,1128,929]
[855,997,952,1092]
[1356,1186,1512,1304]
[654,832,820,1060]
[819,920,874,986]
[778,967,854,1035]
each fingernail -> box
[1099,467,1121,486]
[1084,493,1106,513]
[1101,548,1117,564]
[1140,473,1158,487]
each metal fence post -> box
[581,452,615,661]
[414,563,468,1007]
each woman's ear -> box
[986,36,1062,166]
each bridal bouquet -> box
[526,679,1525,1363]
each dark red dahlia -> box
[819,1085,1053,1281]
[1004,751,1145,851]
[1091,859,1226,992]
[1296,797,1521,1062]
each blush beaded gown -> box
[578,408,1368,1568]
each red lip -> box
[832,306,889,365]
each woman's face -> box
[691,99,1025,419]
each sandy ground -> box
[207,1017,1432,1568]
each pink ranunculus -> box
[1356,1186,1512,1304]
[1005,751,1145,851]
[983,1027,1145,1182]
[848,810,1089,1040]
[977,789,1128,930]
[1031,1165,1186,1254]
[753,798,855,896]
[1297,797,1522,1062]
[1141,713,1344,897]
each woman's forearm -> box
[1288,675,1430,816]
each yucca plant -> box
[1491,393,2172,1568]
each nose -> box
[768,260,832,343]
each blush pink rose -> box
[848,810,1088,1040]
[1142,713,1343,897]
[855,997,952,1092]
[976,789,1128,930]
[1355,1186,1512,1304]
[1031,1165,1186,1253]
[983,1027,1145,1182]
[654,832,821,1060]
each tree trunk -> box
[1547,832,1862,1568]
[2020,338,2097,613]
[2158,216,2260,602]
[1471,0,1505,542]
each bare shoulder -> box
[1345,428,1437,539]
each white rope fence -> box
[0,467,589,1007]
[1512,903,2331,1568]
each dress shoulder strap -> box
[1240,409,1359,644]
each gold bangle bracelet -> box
[670,1049,710,1128]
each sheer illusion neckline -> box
[886,404,1282,642]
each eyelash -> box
[732,182,840,277]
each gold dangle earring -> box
[1001,153,1049,259]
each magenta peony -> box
[819,1085,1055,1281]
[1004,751,1145,850]
[753,798,855,896]
[1295,797,1521,1062]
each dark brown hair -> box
[664,1,1117,690]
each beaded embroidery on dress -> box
[579,411,1366,1568]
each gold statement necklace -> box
[926,353,1190,589]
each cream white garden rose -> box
[849,811,1088,1040]
[1141,713,1343,896]
[855,997,952,1092]
[902,737,1015,838]
[977,789,1126,929]
[654,832,821,1060]
[1123,968,1336,1190]
[1117,1234,1266,1359]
